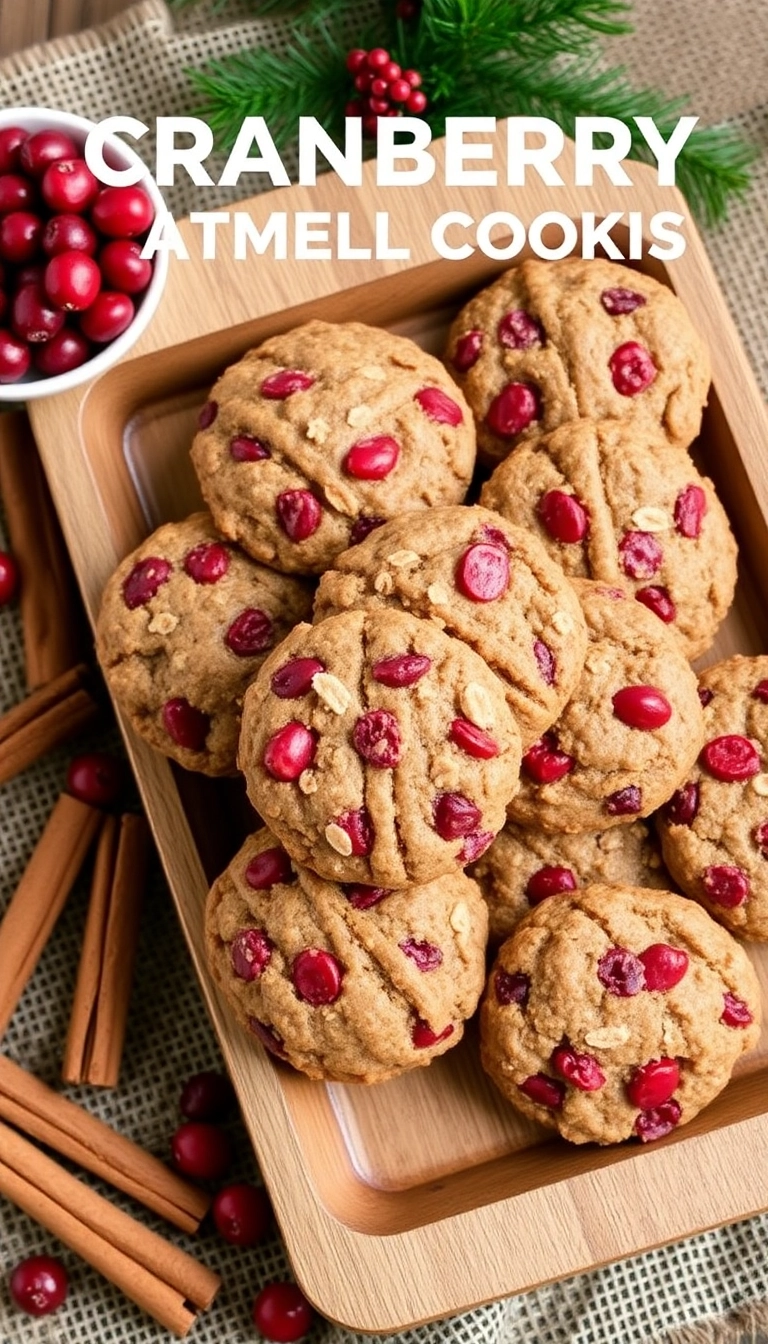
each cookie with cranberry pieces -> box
[658,655,768,940]
[508,580,704,833]
[480,884,760,1145]
[313,505,587,748]
[238,608,522,887]
[472,819,670,946]
[97,511,311,775]
[480,418,736,660]
[446,258,710,463]
[191,320,475,575]
[205,827,488,1082]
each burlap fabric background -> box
[0,3,767,1343]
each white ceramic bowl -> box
[0,106,168,400]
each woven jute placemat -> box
[0,3,767,1343]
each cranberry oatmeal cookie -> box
[96,512,311,775]
[205,828,488,1083]
[446,258,710,462]
[313,505,588,748]
[480,884,760,1145]
[238,608,522,887]
[480,418,736,660]
[191,320,475,575]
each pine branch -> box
[420,0,631,61]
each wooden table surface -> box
[0,0,131,57]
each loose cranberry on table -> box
[253,1282,314,1342]
[9,1254,68,1315]
[212,1182,272,1246]
[171,1120,233,1182]
[180,1069,236,1122]
[0,548,19,604]
[66,752,124,807]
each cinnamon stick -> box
[63,815,119,1085]
[0,792,102,1038]
[0,663,101,786]
[0,1058,210,1233]
[0,409,87,688]
[0,1121,220,1335]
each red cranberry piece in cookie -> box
[605,785,642,816]
[455,542,509,602]
[162,698,210,752]
[619,531,663,579]
[635,585,676,624]
[538,490,589,544]
[639,944,689,991]
[534,639,556,686]
[600,287,647,316]
[414,386,463,425]
[399,937,443,971]
[231,928,273,981]
[372,652,432,686]
[226,608,274,656]
[432,792,482,840]
[449,719,500,759]
[674,484,706,538]
[271,657,325,698]
[609,341,657,396]
[248,1018,287,1057]
[612,685,672,730]
[412,1017,454,1048]
[494,969,530,1006]
[352,710,402,768]
[522,733,574,785]
[626,1057,679,1109]
[343,435,400,479]
[230,434,271,461]
[459,830,494,863]
[634,1098,681,1143]
[342,884,391,909]
[350,515,386,545]
[753,820,768,857]
[276,490,322,542]
[198,399,218,428]
[702,864,750,907]
[698,687,714,707]
[486,382,541,437]
[597,946,645,996]
[497,309,544,349]
[264,723,316,781]
[452,329,483,371]
[261,369,315,398]
[665,781,699,826]
[245,846,294,889]
[720,992,754,1028]
[184,541,229,584]
[335,806,374,855]
[551,1042,605,1091]
[519,1073,565,1109]
[525,866,577,905]
[123,556,172,609]
[700,734,760,782]
[752,680,768,703]
[292,948,343,1005]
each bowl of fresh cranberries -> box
[0,106,168,399]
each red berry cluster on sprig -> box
[345,47,428,139]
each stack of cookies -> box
[95,256,762,1144]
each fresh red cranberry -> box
[261,368,314,398]
[497,309,544,348]
[639,944,689,991]
[452,329,483,371]
[162,698,210,752]
[0,549,19,604]
[41,157,98,213]
[414,385,463,425]
[534,639,556,685]
[0,211,44,264]
[720,992,754,1028]
[626,1057,679,1109]
[0,172,36,213]
[0,127,26,174]
[459,830,494,863]
[525,866,577,905]
[90,184,154,236]
[79,291,134,342]
[371,653,432,686]
[0,329,30,381]
[619,531,663,579]
[494,969,530,1006]
[389,78,411,101]
[412,1017,454,1048]
[753,820,768,856]
[399,937,443,970]
[180,1070,235,1122]
[752,680,768,703]
[213,1182,271,1246]
[455,541,509,601]
[230,433,270,461]
[292,948,344,1004]
[406,90,428,114]
[519,1073,565,1109]
[198,399,218,429]
[226,608,273,657]
[352,710,402,768]
[42,212,97,256]
[522,733,574,784]
[66,752,123,807]
[346,49,368,73]
[486,382,540,437]
[123,555,172,608]
[44,251,101,311]
[432,792,482,839]
[245,846,293,889]
[600,286,647,315]
[171,1121,232,1181]
[538,490,589,543]
[11,282,64,343]
[674,484,706,538]
[612,685,672,730]
[635,585,676,623]
[350,515,386,545]
[264,722,316,781]
[334,807,373,855]
[342,884,391,909]
[702,864,750,907]
[597,946,645,996]
[605,785,642,815]
[551,1043,605,1091]
[9,1255,68,1316]
[183,541,229,584]
[343,434,400,479]
[34,327,91,375]
[367,47,390,69]
[252,1282,314,1342]
[634,1098,681,1142]
[99,238,152,292]
[609,341,656,395]
[231,928,273,981]
[271,657,325,698]
[449,719,500,759]
[665,781,699,826]
[20,129,78,177]
[700,734,760,781]
[276,489,322,542]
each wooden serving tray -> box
[29,135,768,1331]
